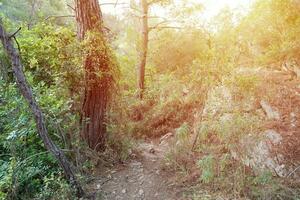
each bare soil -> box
[89,141,183,200]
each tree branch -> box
[153,26,182,30]
[99,2,127,6]
[45,15,75,21]
[9,27,21,39]
[149,20,170,31]
[67,4,75,11]
[147,0,162,6]
[130,5,143,13]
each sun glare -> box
[200,0,253,19]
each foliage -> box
[0,0,300,199]
[237,0,300,66]
[197,155,215,184]
[0,0,70,25]
[0,78,76,199]
[0,19,82,199]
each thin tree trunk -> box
[137,0,149,99]
[75,0,113,151]
[27,0,37,29]
[0,21,85,198]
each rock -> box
[121,189,127,194]
[96,184,101,189]
[233,130,287,177]
[138,189,144,196]
[260,100,280,120]
[149,147,155,154]
[265,129,282,144]
[138,175,144,180]
[107,174,112,179]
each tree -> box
[0,20,85,198]
[0,0,68,26]
[133,0,200,98]
[136,0,148,99]
[75,0,116,151]
[134,0,172,99]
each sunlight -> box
[199,0,253,19]
[101,0,254,20]
[1,0,299,198]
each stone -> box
[149,147,155,154]
[107,174,112,179]
[121,189,127,194]
[260,100,280,120]
[233,130,287,177]
[138,189,144,196]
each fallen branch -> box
[286,165,300,178]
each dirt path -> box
[90,140,182,200]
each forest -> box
[0,0,299,199]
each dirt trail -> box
[91,140,182,200]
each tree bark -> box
[0,21,85,198]
[137,0,149,99]
[75,0,113,151]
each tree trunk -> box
[137,0,149,99]
[75,0,113,151]
[0,21,85,198]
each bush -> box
[0,22,83,199]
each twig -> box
[67,4,75,11]
[45,15,75,20]
[147,0,163,6]
[13,37,21,54]
[114,0,119,7]
[155,26,182,30]
[286,165,300,178]
[9,27,21,39]
[100,2,127,6]
[148,20,170,31]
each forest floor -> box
[89,139,184,200]
[86,69,300,200]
